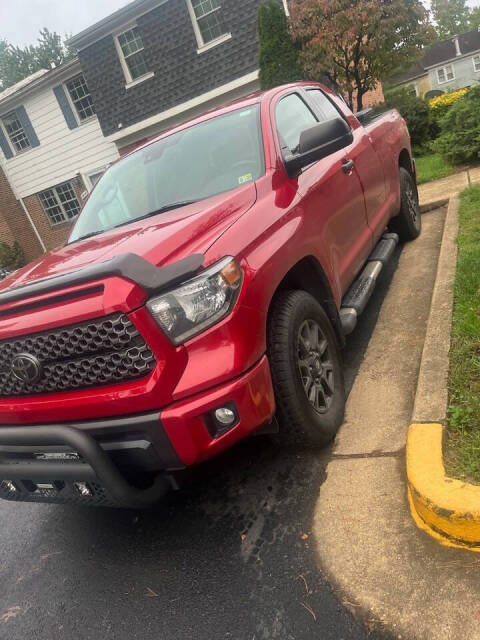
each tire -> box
[267,290,345,447]
[389,167,422,242]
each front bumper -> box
[0,356,275,507]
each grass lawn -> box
[415,153,456,185]
[444,185,480,482]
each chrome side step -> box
[340,232,399,335]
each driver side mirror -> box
[284,118,353,178]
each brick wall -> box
[0,166,43,263]
[22,176,87,253]
[353,83,385,111]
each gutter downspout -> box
[0,158,47,253]
[19,197,47,253]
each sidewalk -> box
[313,205,480,640]
[418,168,480,207]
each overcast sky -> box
[0,0,129,47]
[1,0,480,48]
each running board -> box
[340,232,399,335]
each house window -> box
[87,169,105,189]
[1,111,30,153]
[116,27,149,82]
[187,0,229,48]
[65,74,95,121]
[437,64,455,84]
[473,54,480,72]
[39,182,81,226]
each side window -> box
[276,93,317,154]
[306,89,342,122]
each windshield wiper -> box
[68,230,104,245]
[69,200,200,244]
[112,200,200,230]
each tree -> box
[290,0,434,111]
[0,29,73,91]
[431,0,471,39]
[468,6,480,31]
[258,0,302,90]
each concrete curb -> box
[420,198,449,214]
[407,195,480,550]
[407,423,480,550]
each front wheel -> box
[267,290,345,447]
[389,167,421,241]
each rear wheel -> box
[389,167,421,241]
[267,290,345,447]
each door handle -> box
[342,159,355,174]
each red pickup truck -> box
[0,82,420,507]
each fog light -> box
[74,482,92,497]
[214,407,236,426]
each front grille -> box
[0,313,156,397]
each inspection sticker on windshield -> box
[238,173,253,185]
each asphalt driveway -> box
[0,248,402,640]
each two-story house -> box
[67,0,281,155]
[391,27,480,99]
[0,59,119,260]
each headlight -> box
[147,257,243,345]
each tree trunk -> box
[356,89,364,112]
[347,89,354,111]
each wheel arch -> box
[267,256,345,348]
[399,148,414,177]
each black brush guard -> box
[0,424,172,508]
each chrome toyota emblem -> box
[11,353,42,384]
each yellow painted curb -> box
[407,423,480,551]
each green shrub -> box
[428,88,468,139]
[384,87,430,147]
[258,0,301,90]
[0,241,25,270]
[434,85,480,165]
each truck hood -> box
[1,184,257,292]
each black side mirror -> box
[284,118,353,178]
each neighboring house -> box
[391,27,480,99]
[0,60,119,259]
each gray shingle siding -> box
[78,0,262,137]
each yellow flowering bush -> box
[429,88,468,112]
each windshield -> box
[68,105,264,243]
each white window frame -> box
[0,112,31,156]
[63,74,96,125]
[84,167,106,191]
[473,54,480,73]
[113,24,155,89]
[38,181,81,226]
[436,64,455,84]
[186,0,232,54]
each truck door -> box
[306,88,387,245]
[274,91,372,296]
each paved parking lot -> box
[0,249,402,640]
